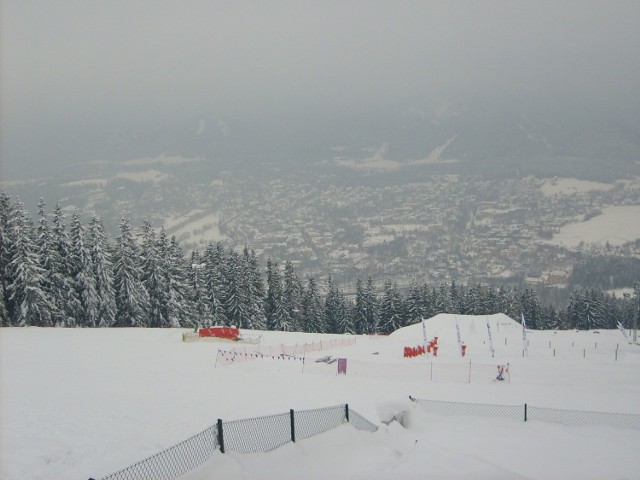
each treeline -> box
[1,192,638,332]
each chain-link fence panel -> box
[527,406,640,430]
[100,424,218,480]
[222,412,292,453]
[295,404,347,440]
[410,397,523,421]
[349,410,379,432]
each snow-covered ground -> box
[546,205,640,248]
[2,314,640,480]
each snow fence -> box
[409,396,640,429]
[96,404,377,480]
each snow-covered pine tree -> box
[363,277,379,334]
[113,214,149,327]
[222,248,247,328]
[188,249,208,328]
[301,275,326,333]
[35,198,64,324]
[241,246,266,330]
[379,280,405,334]
[140,220,166,327]
[351,278,367,334]
[0,192,15,325]
[405,281,424,326]
[202,242,227,326]
[325,276,353,334]
[265,259,290,331]
[69,211,99,327]
[165,233,193,327]
[324,276,339,333]
[88,214,116,327]
[282,260,303,331]
[6,203,53,326]
[50,203,81,326]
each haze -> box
[2,1,639,180]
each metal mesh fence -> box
[100,424,218,480]
[409,397,523,421]
[295,405,348,440]
[349,410,380,432]
[99,404,379,480]
[410,396,640,430]
[223,412,292,453]
[528,406,640,429]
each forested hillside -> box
[1,191,638,332]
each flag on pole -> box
[455,316,463,357]
[421,318,428,351]
[521,313,529,352]
[486,317,495,357]
[617,321,630,343]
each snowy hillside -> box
[2,314,640,480]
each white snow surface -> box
[2,313,640,480]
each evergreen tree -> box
[140,220,166,327]
[188,249,208,328]
[6,204,53,326]
[35,198,64,325]
[165,233,193,327]
[242,246,266,330]
[405,281,424,326]
[265,259,290,331]
[520,288,542,330]
[363,277,379,334]
[324,276,340,333]
[352,278,367,334]
[301,275,326,333]
[282,260,303,331]
[0,191,13,325]
[50,204,81,325]
[223,248,247,327]
[88,214,116,327]
[113,214,149,327]
[69,212,99,327]
[378,280,405,334]
[202,242,227,326]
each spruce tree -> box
[301,275,326,333]
[223,248,247,327]
[202,242,227,326]
[265,259,290,331]
[0,191,13,325]
[50,204,82,325]
[140,220,166,327]
[188,249,208,328]
[88,214,116,327]
[242,246,266,330]
[6,204,53,326]
[113,214,149,327]
[282,260,303,331]
[166,233,193,327]
[70,212,99,327]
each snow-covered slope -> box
[1,316,639,480]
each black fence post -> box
[217,419,225,453]
[345,404,350,422]
[524,404,528,422]
[290,409,296,443]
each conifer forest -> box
[1,191,638,332]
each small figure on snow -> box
[496,364,505,381]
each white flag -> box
[486,318,495,357]
[617,321,630,342]
[521,313,529,352]
[455,316,463,357]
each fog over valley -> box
[2,1,639,302]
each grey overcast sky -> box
[2,1,639,179]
